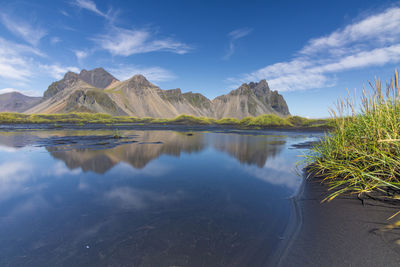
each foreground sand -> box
[278,178,400,266]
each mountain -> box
[106,75,215,118]
[24,68,290,118]
[213,80,289,118]
[0,92,41,112]
[78,67,118,89]
[30,70,124,115]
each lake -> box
[0,128,322,266]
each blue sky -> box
[0,0,399,117]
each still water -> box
[0,129,321,266]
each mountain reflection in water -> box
[0,130,287,173]
[47,131,285,173]
[0,129,322,266]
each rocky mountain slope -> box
[22,68,290,118]
[213,80,289,118]
[0,92,41,112]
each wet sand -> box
[278,178,400,266]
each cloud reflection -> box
[105,187,182,210]
[244,153,303,191]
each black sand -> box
[278,179,400,266]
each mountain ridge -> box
[0,92,42,113]
[4,68,290,118]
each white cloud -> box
[0,36,78,85]
[39,64,80,79]
[110,65,176,82]
[0,88,19,95]
[74,50,89,61]
[229,27,253,40]
[301,7,400,55]
[224,27,252,60]
[74,0,106,17]
[73,0,118,21]
[229,7,400,92]
[104,187,181,209]
[51,162,81,176]
[0,13,47,46]
[94,26,191,56]
[50,37,61,45]
[0,38,43,81]
[60,10,70,17]
[0,161,33,202]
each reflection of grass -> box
[0,112,331,129]
[306,70,400,204]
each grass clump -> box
[245,114,292,127]
[306,70,400,203]
[169,114,213,125]
[215,118,240,125]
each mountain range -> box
[0,92,41,113]
[1,68,290,118]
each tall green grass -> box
[306,70,400,203]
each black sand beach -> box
[278,178,400,266]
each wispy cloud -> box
[228,7,400,91]
[0,13,47,46]
[94,26,191,56]
[110,65,176,82]
[74,0,106,17]
[0,37,42,81]
[0,36,78,86]
[224,27,252,60]
[73,1,189,57]
[73,0,117,21]
[300,7,400,55]
[60,10,70,17]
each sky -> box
[0,0,400,117]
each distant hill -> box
[22,67,290,118]
[0,92,41,113]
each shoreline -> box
[277,175,400,266]
[267,179,306,266]
[0,123,330,133]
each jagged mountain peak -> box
[126,74,156,88]
[235,79,271,95]
[213,79,289,118]
[78,68,118,89]
[63,71,79,81]
[43,72,80,99]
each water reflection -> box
[48,131,206,173]
[0,129,321,266]
[0,130,287,173]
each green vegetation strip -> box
[306,70,400,204]
[0,112,331,129]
